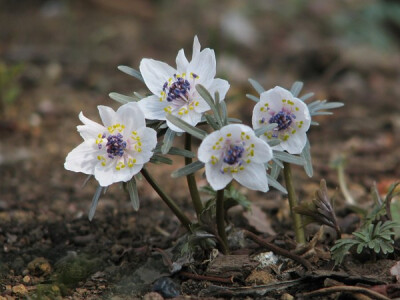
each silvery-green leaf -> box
[166,114,207,140]
[196,84,222,127]
[150,154,173,165]
[118,65,144,82]
[273,151,305,165]
[311,121,319,126]
[246,93,260,102]
[311,111,333,116]
[127,178,140,211]
[267,174,287,194]
[270,161,281,180]
[109,92,138,104]
[255,123,277,137]
[290,81,304,97]
[89,186,103,221]
[134,92,145,99]
[167,147,195,158]
[301,138,313,177]
[172,161,205,178]
[219,100,228,126]
[267,139,281,147]
[300,92,314,101]
[205,114,219,130]
[307,100,323,110]
[319,102,344,110]
[248,78,265,95]
[272,157,284,168]
[228,118,242,124]
[161,128,175,154]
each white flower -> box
[65,102,157,187]
[198,124,272,192]
[138,36,230,132]
[252,86,311,154]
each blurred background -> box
[1,0,400,297]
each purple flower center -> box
[164,74,197,103]
[106,133,127,159]
[223,144,245,165]
[269,111,294,131]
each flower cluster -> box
[65,35,341,243]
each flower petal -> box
[98,105,117,128]
[233,163,269,192]
[192,35,201,61]
[138,95,169,120]
[205,162,232,190]
[140,58,176,96]
[278,131,307,154]
[77,112,105,140]
[207,78,230,102]
[188,48,216,87]
[198,130,223,162]
[248,135,273,163]
[64,140,99,175]
[117,102,146,131]
[176,49,189,73]
[94,160,142,187]
[134,127,157,163]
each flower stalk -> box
[216,189,229,254]
[283,162,306,244]
[141,168,192,231]
[185,133,203,218]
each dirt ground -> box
[1,0,400,299]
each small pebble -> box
[22,275,31,283]
[12,284,28,295]
[152,277,180,298]
[143,292,164,300]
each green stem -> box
[216,189,229,254]
[283,162,306,244]
[141,168,191,231]
[185,133,203,218]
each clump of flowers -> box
[65,36,343,255]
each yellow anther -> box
[260,107,265,112]
[292,129,296,134]
[227,133,231,137]
[246,135,250,140]
[239,166,244,171]
[287,100,294,105]
[295,107,299,111]
[246,159,251,164]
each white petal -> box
[279,131,307,154]
[180,109,202,128]
[192,35,201,61]
[248,135,273,163]
[192,96,210,114]
[205,162,232,191]
[165,119,184,133]
[176,49,189,73]
[64,140,99,175]
[98,105,117,128]
[138,95,169,120]
[140,59,176,96]
[94,161,140,186]
[137,127,157,151]
[233,163,269,192]
[188,48,216,87]
[251,101,266,130]
[117,102,145,131]
[77,112,105,140]
[198,130,223,162]
[220,124,252,141]
[207,78,230,102]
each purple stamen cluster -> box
[106,133,127,159]
[269,111,294,131]
[163,74,197,102]
[223,144,245,165]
